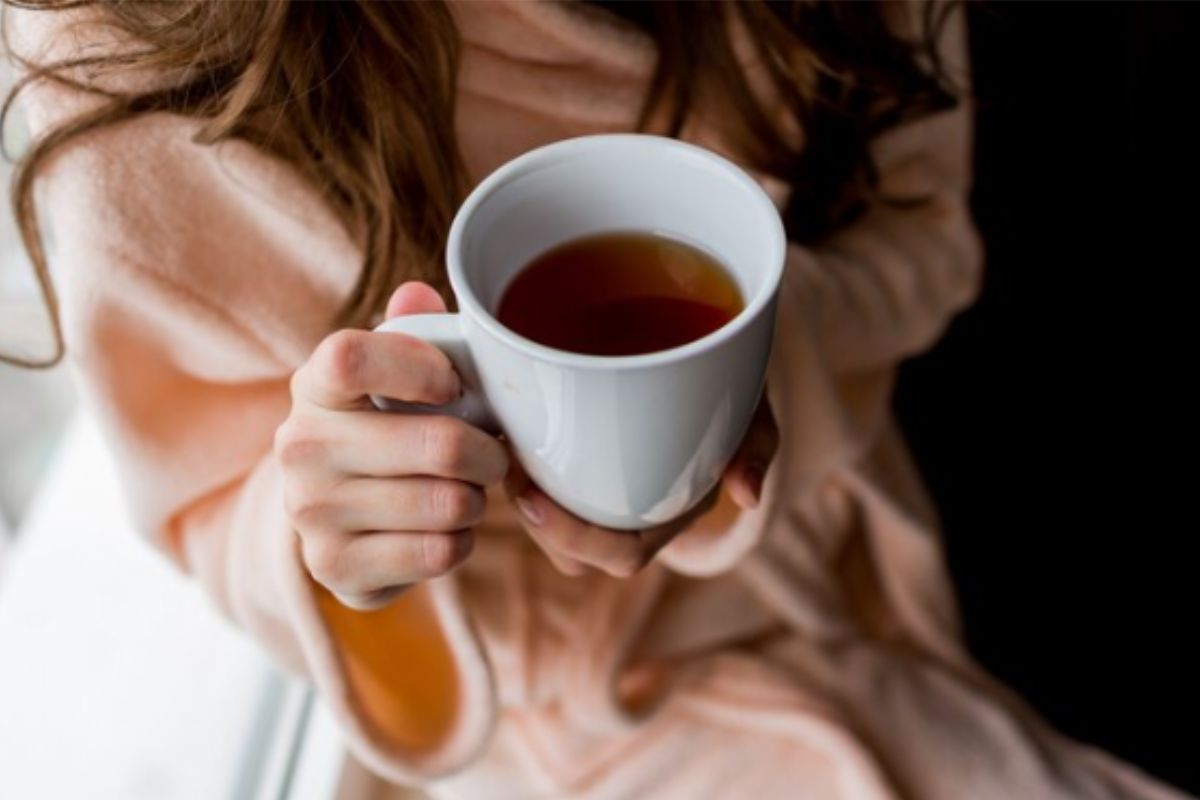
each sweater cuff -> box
[275,534,497,784]
[217,458,497,785]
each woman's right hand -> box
[275,282,510,610]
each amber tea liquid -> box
[496,232,743,357]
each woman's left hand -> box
[503,397,778,577]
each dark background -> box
[896,2,1196,794]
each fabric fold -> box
[8,1,1193,796]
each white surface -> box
[288,697,353,800]
[381,135,784,529]
[0,412,277,800]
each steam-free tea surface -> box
[497,232,743,356]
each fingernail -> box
[514,493,544,527]
[744,464,766,506]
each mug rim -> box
[446,133,786,370]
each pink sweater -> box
[10,2,1186,797]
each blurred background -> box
[1,49,309,800]
[2,2,1196,799]
[0,48,75,549]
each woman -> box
[3,1,1184,797]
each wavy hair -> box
[1,0,962,367]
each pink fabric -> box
[8,1,1188,797]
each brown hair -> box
[1,0,962,368]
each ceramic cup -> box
[373,134,785,529]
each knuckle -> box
[274,418,323,468]
[431,481,483,528]
[303,539,351,590]
[419,532,470,575]
[317,330,367,392]
[287,492,334,533]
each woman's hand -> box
[503,398,779,577]
[276,282,509,610]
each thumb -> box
[386,281,447,318]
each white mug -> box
[373,134,785,530]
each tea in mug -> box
[496,231,743,356]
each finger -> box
[724,397,779,510]
[276,410,510,487]
[502,462,587,576]
[350,413,508,485]
[529,525,590,577]
[323,477,486,533]
[303,529,474,606]
[509,484,672,579]
[386,281,447,319]
[294,328,460,410]
[283,412,509,486]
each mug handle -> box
[370,314,500,434]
